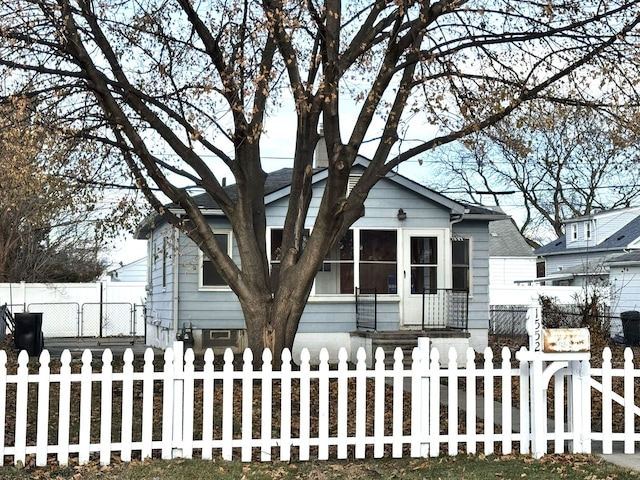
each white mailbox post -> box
[516,304,591,458]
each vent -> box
[202,329,239,348]
[347,174,361,196]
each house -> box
[535,206,640,287]
[488,216,536,286]
[137,156,506,362]
[107,257,148,283]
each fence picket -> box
[373,347,386,459]
[447,348,459,457]
[601,348,613,455]
[0,339,638,465]
[201,349,215,460]
[141,348,155,460]
[57,350,72,465]
[221,349,234,461]
[318,349,329,460]
[279,349,292,462]
[241,349,253,462]
[500,347,512,455]
[428,348,440,457]
[410,346,423,457]
[299,349,311,461]
[121,349,134,462]
[392,348,404,458]
[99,349,113,465]
[261,349,273,461]
[483,348,495,455]
[624,349,635,454]
[337,348,349,459]
[36,350,51,466]
[161,348,175,460]
[14,351,28,465]
[518,348,530,455]
[183,349,195,459]
[79,350,93,464]
[553,366,565,454]
[354,348,367,459]
[465,347,477,455]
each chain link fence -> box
[20,302,144,338]
[489,305,529,338]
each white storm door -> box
[402,230,447,326]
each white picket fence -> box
[0,339,638,466]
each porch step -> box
[350,329,471,367]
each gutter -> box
[172,227,180,337]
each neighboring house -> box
[107,257,148,283]
[535,206,640,287]
[138,156,506,361]
[606,252,640,335]
[488,216,536,285]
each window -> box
[584,221,592,240]
[452,238,470,291]
[359,230,398,293]
[162,237,167,288]
[570,223,578,241]
[201,232,232,288]
[269,228,309,290]
[315,230,354,294]
[410,236,438,293]
[270,228,398,295]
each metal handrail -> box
[355,287,377,331]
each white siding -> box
[490,257,537,285]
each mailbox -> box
[543,328,590,353]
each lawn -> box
[0,454,636,479]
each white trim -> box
[198,231,233,291]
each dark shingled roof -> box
[182,168,298,210]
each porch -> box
[351,287,471,366]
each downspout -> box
[172,226,180,339]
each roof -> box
[606,251,640,267]
[489,218,534,257]
[188,168,299,210]
[536,214,640,256]
[137,155,505,236]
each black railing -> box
[421,288,469,331]
[355,287,377,331]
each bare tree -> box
[1,0,639,361]
[429,101,640,245]
[0,97,123,282]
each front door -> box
[402,230,447,326]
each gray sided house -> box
[139,156,505,361]
[535,206,640,287]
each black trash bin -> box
[14,312,44,356]
[621,310,640,346]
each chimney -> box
[314,124,329,168]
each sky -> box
[106,95,528,266]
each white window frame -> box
[584,220,592,240]
[199,231,233,291]
[452,236,472,296]
[570,223,578,241]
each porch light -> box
[397,208,407,220]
